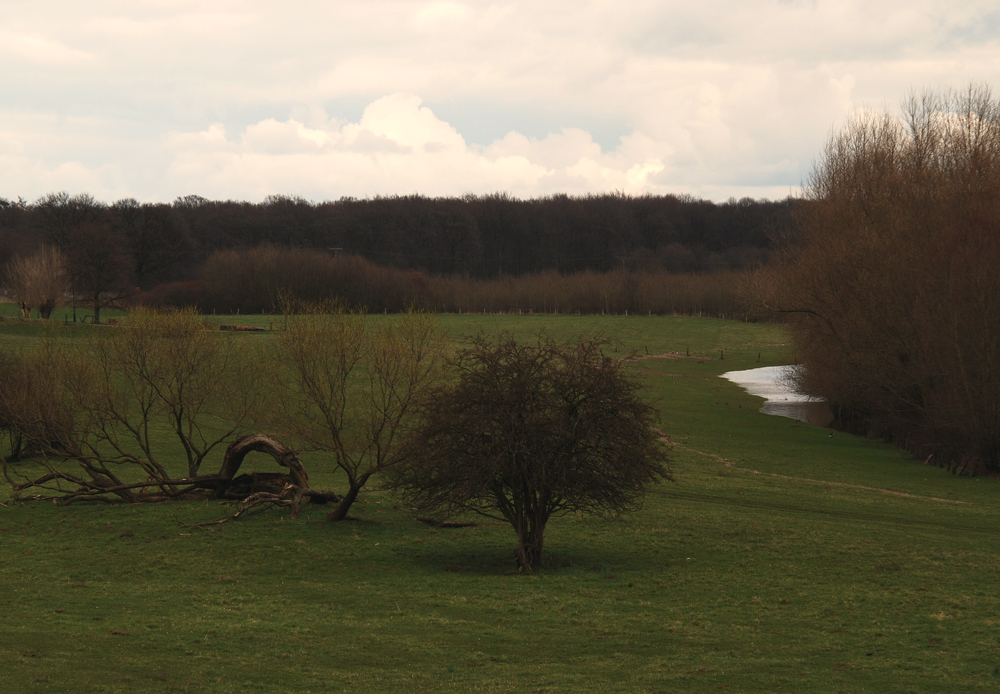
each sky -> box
[2,0,999,204]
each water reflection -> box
[721,365,833,427]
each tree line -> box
[0,191,794,321]
[167,192,794,276]
[752,85,1000,475]
[140,245,752,318]
[0,191,796,287]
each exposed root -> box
[180,485,344,528]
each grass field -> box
[2,313,999,692]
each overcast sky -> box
[2,0,998,204]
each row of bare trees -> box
[143,245,751,319]
[2,191,792,312]
[753,86,1000,474]
[161,191,791,277]
[0,189,791,322]
[5,235,133,323]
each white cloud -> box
[0,1,998,202]
[0,30,96,66]
[412,1,472,31]
[242,119,331,153]
[351,94,466,152]
[136,94,702,200]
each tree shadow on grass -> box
[399,533,634,576]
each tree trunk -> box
[19,302,30,319]
[325,483,362,521]
[92,298,101,324]
[39,300,55,320]
[516,521,546,570]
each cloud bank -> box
[1,1,999,202]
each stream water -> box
[721,365,834,427]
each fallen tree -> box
[1,306,442,514]
[1,309,265,502]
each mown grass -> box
[2,314,999,693]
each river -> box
[721,365,833,427]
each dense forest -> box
[0,192,798,293]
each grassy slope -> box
[1,314,999,693]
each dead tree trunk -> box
[213,434,310,499]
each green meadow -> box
[2,311,999,693]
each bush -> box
[0,345,76,461]
[389,332,671,569]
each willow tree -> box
[272,306,448,521]
[5,246,68,319]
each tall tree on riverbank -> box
[774,85,1000,474]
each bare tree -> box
[272,305,448,521]
[389,333,671,570]
[111,198,192,289]
[5,246,69,319]
[32,192,103,247]
[68,222,133,323]
[0,198,34,285]
[776,85,1000,473]
[2,308,263,503]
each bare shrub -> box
[157,243,752,319]
[425,268,748,317]
[388,332,671,570]
[199,246,414,314]
[0,344,77,461]
[5,246,68,319]
[139,280,205,309]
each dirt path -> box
[674,444,970,505]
